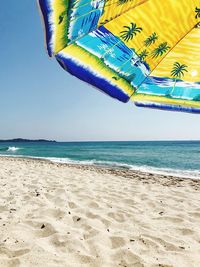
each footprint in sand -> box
[113,249,144,267]
[50,234,68,250]
[88,201,99,209]
[110,236,126,249]
[141,235,181,252]
[82,225,99,240]
[86,212,99,220]
[157,215,184,224]
[189,212,200,219]
[44,193,54,201]
[0,247,30,258]
[23,220,57,238]
[0,205,8,213]
[68,202,77,209]
[124,198,136,206]
[178,228,195,236]
[39,208,65,219]
[107,212,125,223]
[37,223,57,238]
[77,254,96,265]
[0,258,21,267]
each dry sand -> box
[0,157,200,267]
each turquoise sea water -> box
[138,77,200,100]
[0,141,200,178]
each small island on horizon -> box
[0,138,57,143]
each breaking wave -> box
[39,157,200,179]
[0,147,23,152]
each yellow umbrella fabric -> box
[38,0,200,113]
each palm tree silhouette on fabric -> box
[168,62,188,97]
[120,23,142,42]
[151,42,170,58]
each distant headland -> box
[0,138,57,143]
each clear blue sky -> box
[0,1,199,141]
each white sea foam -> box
[43,157,200,180]
[7,147,21,152]
[0,154,199,180]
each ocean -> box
[0,141,200,179]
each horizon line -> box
[0,138,200,143]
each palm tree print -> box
[170,62,188,96]
[195,7,200,19]
[120,23,142,42]
[144,32,158,47]
[171,62,188,78]
[139,49,149,61]
[151,42,170,58]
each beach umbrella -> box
[38,0,200,113]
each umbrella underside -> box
[38,0,200,113]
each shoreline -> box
[1,155,200,187]
[1,154,200,181]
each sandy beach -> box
[0,157,200,267]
